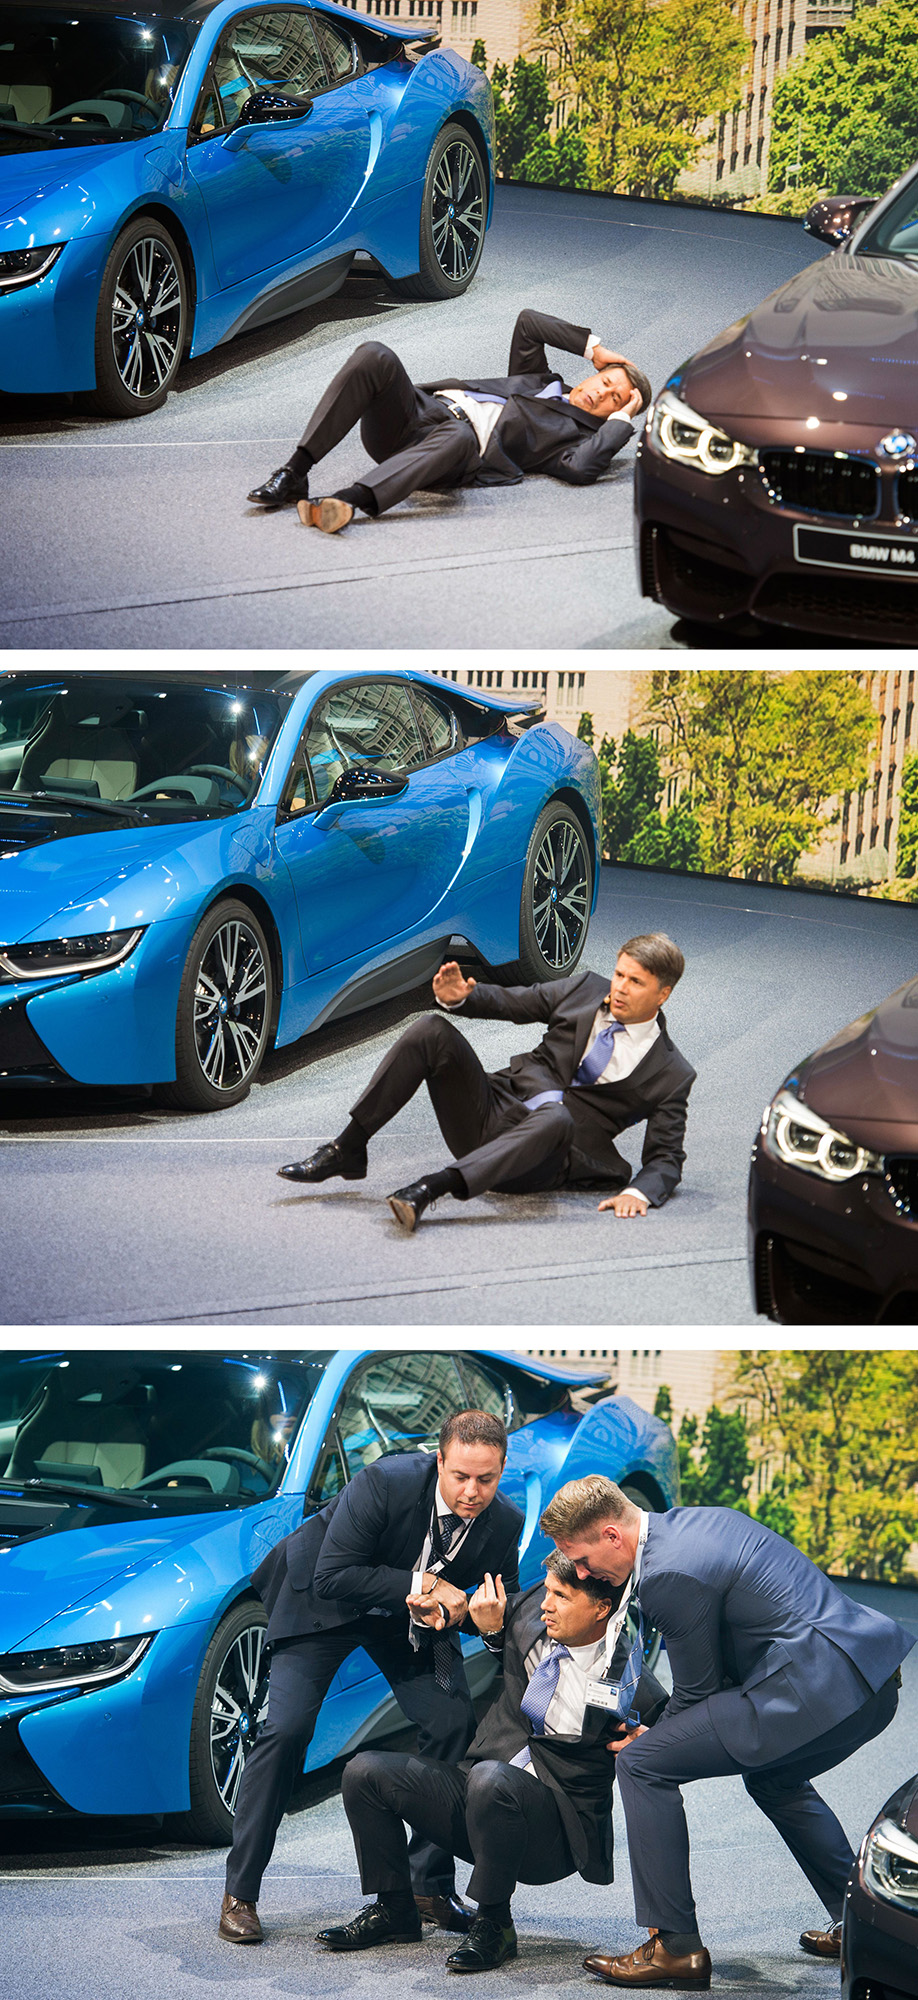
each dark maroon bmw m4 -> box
[636,169,918,645]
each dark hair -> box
[619,360,652,413]
[618,932,685,990]
[544,1548,617,1607]
[439,1409,507,1461]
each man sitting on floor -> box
[315,1552,666,1973]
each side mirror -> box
[319,766,409,813]
[224,88,313,144]
[803,194,876,246]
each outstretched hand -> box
[468,1572,507,1635]
[598,1190,649,1218]
[433,960,477,1007]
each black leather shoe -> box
[316,1903,423,1951]
[799,1922,842,1958]
[415,1893,474,1933]
[278,1140,367,1183]
[446,1916,518,1972]
[387,1180,435,1231]
[247,465,309,507]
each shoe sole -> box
[447,1945,518,1973]
[319,1931,423,1951]
[387,1195,419,1231]
[277,1165,367,1183]
[218,1926,263,1944]
[298,498,353,533]
[584,1977,709,1990]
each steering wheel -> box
[188,763,249,799]
[199,1446,275,1488]
[99,89,162,114]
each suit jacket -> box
[458,971,695,1208]
[253,1452,523,1656]
[423,309,637,488]
[639,1508,916,1766]
[465,1582,667,1882]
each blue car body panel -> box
[0,2,495,397]
[0,668,601,1089]
[0,1349,677,1820]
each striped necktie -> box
[519,1641,572,1734]
[430,1510,463,1693]
[526,1016,627,1112]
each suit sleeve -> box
[508,307,593,375]
[646,1574,725,1716]
[629,1066,695,1208]
[460,976,583,1028]
[311,1461,416,1612]
[545,417,636,486]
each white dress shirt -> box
[581,1006,660,1085]
[410,1482,474,1596]
[432,332,633,456]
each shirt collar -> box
[600,1005,659,1048]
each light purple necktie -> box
[526,1017,627,1112]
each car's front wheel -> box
[91,217,187,417]
[514,802,593,981]
[181,1600,271,1845]
[392,122,487,300]
[162,899,274,1112]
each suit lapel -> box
[399,1458,438,1567]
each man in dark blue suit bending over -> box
[218,1409,522,1946]
[543,1476,915,1988]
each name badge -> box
[585,1676,624,1711]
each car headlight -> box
[651,387,757,476]
[863,1816,918,1909]
[0,1634,154,1694]
[761,1087,883,1183]
[0,928,144,980]
[0,245,64,293]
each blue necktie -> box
[519,1641,572,1734]
[526,1017,626,1112]
[607,1601,644,1728]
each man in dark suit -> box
[246,308,651,530]
[316,1553,667,1972]
[218,1410,522,1946]
[542,1477,916,1987]
[278,932,694,1231]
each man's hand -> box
[406,1576,469,1630]
[607,1723,648,1754]
[590,342,629,371]
[623,386,645,420]
[598,1189,649,1218]
[468,1572,507,1635]
[433,960,477,1007]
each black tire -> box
[162,899,274,1113]
[513,802,593,982]
[90,216,187,417]
[391,122,487,300]
[179,1600,270,1846]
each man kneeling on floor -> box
[316,1552,666,1974]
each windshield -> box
[0,1350,334,1507]
[0,5,199,152]
[857,174,918,263]
[0,673,296,816]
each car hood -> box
[676,253,918,430]
[0,1499,230,1650]
[794,976,918,1149]
[0,142,129,219]
[0,812,216,942]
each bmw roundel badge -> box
[878,431,918,459]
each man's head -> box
[540,1549,619,1646]
[608,932,685,1024]
[540,1477,643,1586]
[568,359,652,422]
[437,1409,507,1521]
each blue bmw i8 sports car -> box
[0,1347,678,1841]
[0,0,494,415]
[0,667,600,1109]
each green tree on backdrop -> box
[736,1351,918,1581]
[896,750,918,887]
[597,730,703,870]
[671,1404,752,1509]
[482,52,590,186]
[768,0,918,197]
[577,710,595,745]
[533,0,748,196]
[643,671,876,882]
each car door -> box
[273,678,471,974]
[185,5,371,289]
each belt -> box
[434,394,475,428]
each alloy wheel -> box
[430,139,485,283]
[109,235,184,402]
[193,919,269,1093]
[209,1621,270,1817]
[530,819,590,970]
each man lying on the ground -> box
[247,307,651,532]
[316,1553,667,1973]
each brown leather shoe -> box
[414,1891,474,1933]
[583,1937,712,1987]
[297,497,354,534]
[218,1893,263,1943]
[799,1922,842,1958]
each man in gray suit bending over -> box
[543,1476,915,1988]
[317,1553,667,1973]
[279,933,694,1231]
